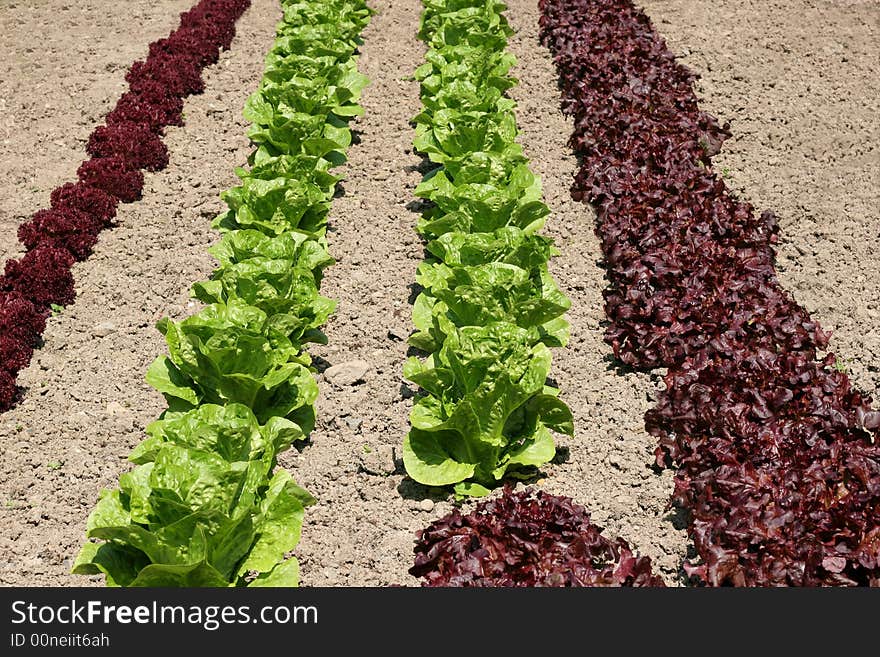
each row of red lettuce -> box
[540,0,879,586]
[0,0,252,410]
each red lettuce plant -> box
[126,54,205,97]
[0,292,44,406]
[2,246,76,308]
[116,79,178,108]
[0,371,15,410]
[50,182,117,225]
[77,157,145,203]
[149,30,221,67]
[179,0,247,50]
[106,91,185,132]
[539,0,880,586]
[86,122,170,172]
[411,487,664,587]
[0,336,34,375]
[18,207,103,260]
[0,292,46,343]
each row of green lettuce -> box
[72,0,372,587]
[402,0,574,497]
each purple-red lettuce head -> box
[411,486,664,587]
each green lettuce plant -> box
[74,405,314,586]
[403,324,573,497]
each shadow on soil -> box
[310,355,333,374]
[397,477,446,503]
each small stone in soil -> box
[324,360,371,386]
[418,499,435,512]
[91,322,116,337]
[105,401,127,416]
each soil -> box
[638,0,880,403]
[0,0,876,587]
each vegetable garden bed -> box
[0,0,877,586]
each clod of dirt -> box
[359,443,396,476]
[104,401,127,416]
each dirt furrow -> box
[283,0,433,587]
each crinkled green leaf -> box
[236,470,314,577]
[127,560,230,587]
[247,558,300,587]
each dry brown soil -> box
[0,0,876,586]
